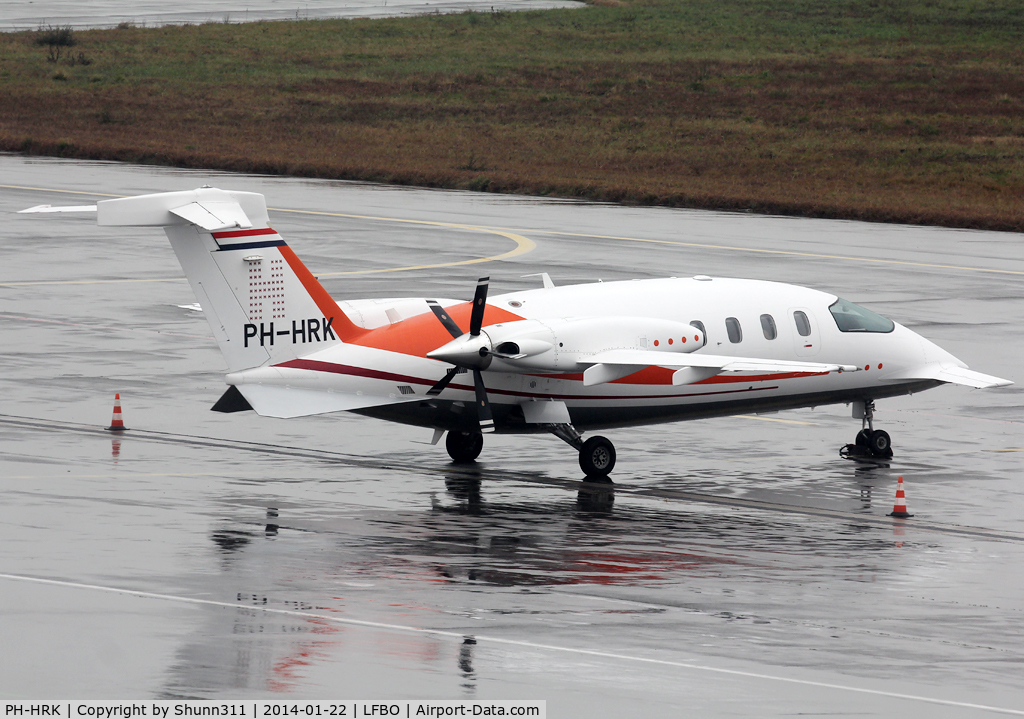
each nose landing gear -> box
[842,399,892,459]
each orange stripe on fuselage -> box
[550,367,676,385]
[277,243,367,342]
[276,236,523,355]
[349,303,525,357]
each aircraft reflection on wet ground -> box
[441,472,616,515]
[205,464,916,594]
[168,455,1024,703]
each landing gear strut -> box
[446,431,483,463]
[843,399,892,459]
[546,423,617,477]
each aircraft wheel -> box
[446,431,483,463]
[868,429,892,457]
[579,436,616,476]
[855,429,871,447]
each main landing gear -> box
[446,431,484,463]
[548,423,617,478]
[444,424,617,478]
[841,399,892,459]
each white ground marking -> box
[1,571,1021,715]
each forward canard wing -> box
[880,363,1012,389]
[578,349,859,387]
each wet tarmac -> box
[1,0,585,31]
[1,155,1023,715]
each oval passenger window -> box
[793,311,812,337]
[725,317,742,343]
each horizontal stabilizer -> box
[883,363,1012,389]
[18,204,97,214]
[234,384,420,419]
[578,349,857,385]
[20,188,268,228]
[97,188,269,227]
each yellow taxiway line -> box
[1,185,535,285]
[5,183,1022,283]
[271,208,536,275]
[484,225,1024,277]
[735,414,816,425]
[0,277,188,286]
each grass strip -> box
[1,0,1023,231]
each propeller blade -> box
[469,277,489,337]
[473,368,495,433]
[426,366,459,396]
[427,300,464,339]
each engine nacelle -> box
[484,316,705,373]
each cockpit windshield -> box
[829,298,895,333]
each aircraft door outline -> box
[789,306,821,357]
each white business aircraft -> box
[22,187,1012,476]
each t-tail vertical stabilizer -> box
[94,187,365,372]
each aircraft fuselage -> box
[325,276,957,433]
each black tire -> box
[868,429,892,457]
[446,431,483,463]
[855,429,871,447]
[579,436,616,476]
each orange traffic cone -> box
[888,476,913,518]
[107,393,127,432]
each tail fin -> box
[97,187,364,371]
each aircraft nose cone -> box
[427,334,492,369]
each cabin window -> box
[760,314,777,340]
[725,317,742,343]
[829,298,895,333]
[793,311,812,337]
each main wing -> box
[578,349,859,387]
